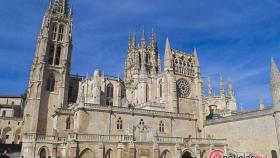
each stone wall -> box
[204,109,279,156]
[0,117,23,144]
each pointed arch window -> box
[52,23,58,41]
[58,25,64,41]
[159,80,163,98]
[48,45,55,65]
[145,54,150,63]
[55,46,61,65]
[2,111,6,117]
[139,119,144,126]
[146,84,149,102]
[106,83,114,106]
[46,74,55,91]
[159,121,164,133]
[66,117,71,129]
[117,117,123,130]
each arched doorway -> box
[182,150,193,158]
[105,149,113,158]
[80,148,94,158]
[39,148,47,158]
[1,127,12,144]
[160,149,172,158]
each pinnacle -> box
[271,57,279,73]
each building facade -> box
[0,0,279,158]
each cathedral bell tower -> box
[22,0,72,136]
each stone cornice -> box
[74,104,196,121]
[205,108,274,126]
[0,117,23,121]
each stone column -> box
[95,143,104,158]
[175,144,181,158]
[195,144,200,158]
[274,112,280,154]
[223,145,228,156]
[129,142,136,158]
[117,143,125,158]
[153,143,159,158]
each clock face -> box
[177,79,191,98]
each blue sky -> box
[1,0,280,110]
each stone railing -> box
[190,138,226,145]
[154,136,184,144]
[153,136,226,145]
[68,133,133,143]
[56,108,74,114]
[22,133,226,146]
[81,104,195,120]
[22,133,67,143]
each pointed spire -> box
[193,47,200,67]
[150,29,157,49]
[131,31,136,48]
[220,74,225,96]
[270,57,280,110]
[271,57,279,75]
[164,37,172,71]
[228,79,233,96]
[69,4,73,17]
[208,77,213,96]
[128,32,132,50]
[158,53,161,72]
[140,27,146,48]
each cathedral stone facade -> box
[0,0,279,158]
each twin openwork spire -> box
[128,28,158,51]
[49,0,71,16]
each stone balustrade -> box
[23,133,226,146]
[68,133,133,143]
[80,104,195,120]
[190,138,226,145]
[22,133,67,143]
[154,136,184,144]
[154,136,226,145]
